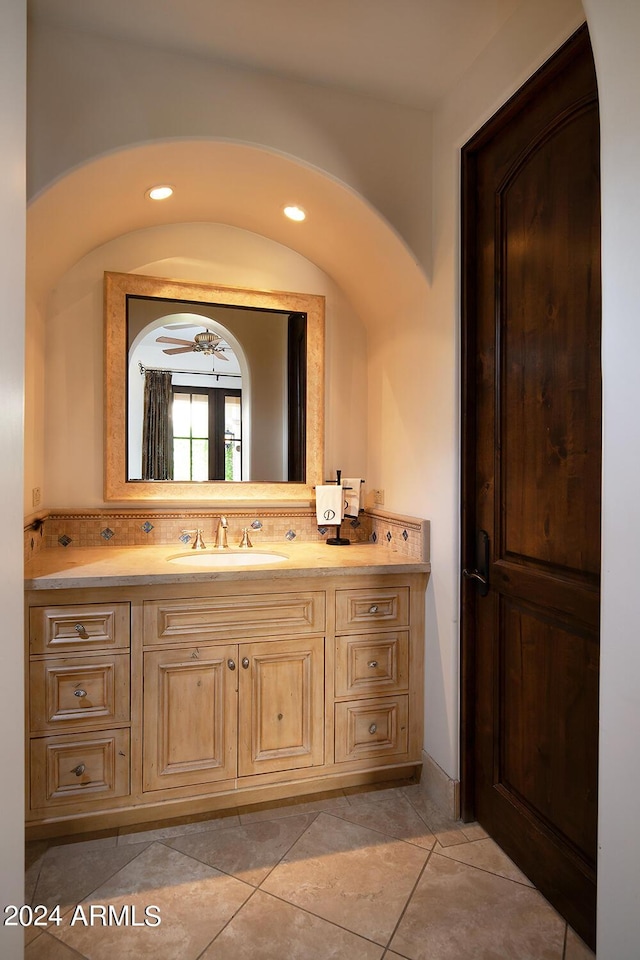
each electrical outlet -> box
[32,487,41,508]
[372,488,385,505]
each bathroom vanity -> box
[24,542,429,838]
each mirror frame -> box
[104,271,324,502]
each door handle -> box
[462,529,490,597]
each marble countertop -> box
[24,541,430,590]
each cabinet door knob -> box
[367,660,378,669]
[72,763,86,777]
[368,723,377,735]
[227,659,236,671]
[73,689,87,698]
[74,623,86,635]
[368,604,379,614]
[241,657,250,669]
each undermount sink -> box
[167,550,288,568]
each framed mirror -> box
[104,271,324,502]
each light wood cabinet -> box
[237,635,324,776]
[25,570,426,837]
[334,585,414,766]
[143,643,237,792]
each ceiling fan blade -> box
[162,346,195,355]
[156,336,194,347]
[213,350,229,360]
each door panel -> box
[143,644,237,791]
[238,636,324,776]
[461,26,600,949]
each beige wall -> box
[371,0,585,776]
[40,222,368,508]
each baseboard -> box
[417,751,460,820]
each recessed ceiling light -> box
[146,185,174,201]
[283,205,306,222]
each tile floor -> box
[24,783,596,959]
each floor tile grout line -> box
[27,855,47,910]
[312,807,438,852]
[27,928,92,960]
[399,789,467,836]
[153,809,322,890]
[241,885,391,952]
[382,844,435,956]
[153,837,263,890]
[192,885,261,960]
[432,844,539,890]
[115,813,243,846]
[33,839,154,927]
[253,810,321,888]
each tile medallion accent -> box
[251,519,263,530]
[350,518,361,528]
[386,530,392,542]
[100,527,115,541]
[179,533,191,544]
[372,531,378,543]
[403,529,409,540]
[318,526,328,535]
[285,530,296,540]
[58,535,72,547]
[142,521,154,533]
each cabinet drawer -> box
[335,587,409,633]
[30,729,130,809]
[144,592,325,644]
[30,603,130,655]
[30,655,130,733]
[335,696,408,762]
[335,631,409,698]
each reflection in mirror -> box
[129,312,243,481]
[127,299,300,483]
[104,272,324,503]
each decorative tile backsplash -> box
[24,507,429,563]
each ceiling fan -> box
[155,330,229,360]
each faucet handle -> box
[239,528,253,548]
[182,528,206,549]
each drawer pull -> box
[369,723,377,735]
[74,623,87,635]
[241,657,250,669]
[72,763,86,777]
[227,658,236,671]
[368,660,379,669]
[368,604,379,614]
[73,689,87,698]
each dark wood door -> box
[461,26,601,949]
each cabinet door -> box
[143,644,237,792]
[238,636,324,777]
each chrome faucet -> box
[214,515,229,549]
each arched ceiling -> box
[27,140,429,327]
[28,0,520,110]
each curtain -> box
[142,370,174,480]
